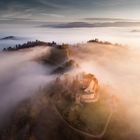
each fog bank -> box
[0,47,54,126]
[72,43,140,134]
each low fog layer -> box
[1,23,140,49]
[71,43,140,134]
[0,42,140,137]
[0,47,55,126]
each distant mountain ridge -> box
[43,21,140,28]
[0,36,17,40]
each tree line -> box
[2,40,69,51]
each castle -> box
[75,73,99,104]
[55,72,99,104]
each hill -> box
[0,36,17,40]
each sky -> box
[0,0,140,22]
[0,0,140,47]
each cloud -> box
[131,29,140,32]
[40,13,64,18]
[72,43,140,135]
[41,21,140,28]
[0,47,55,127]
[0,0,140,21]
[37,0,65,9]
[0,0,64,21]
[84,17,136,22]
[41,22,94,28]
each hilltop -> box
[0,39,136,140]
